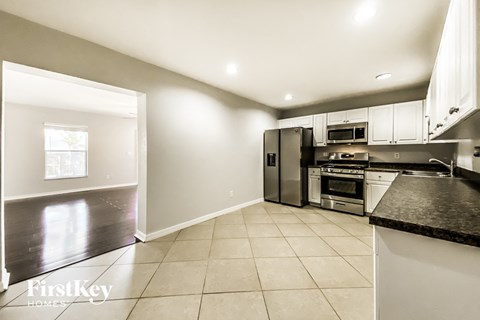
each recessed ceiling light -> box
[284,94,293,101]
[376,73,392,80]
[354,4,376,22]
[226,63,237,75]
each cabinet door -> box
[426,66,437,137]
[365,182,390,214]
[433,0,458,136]
[278,119,292,129]
[368,105,394,145]
[313,114,327,146]
[327,111,346,125]
[346,107,368,123]
[455,0,476,121]
[293,116,314,128]
[394,101,424,144]
[308,176,321,204]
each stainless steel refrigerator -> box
[264,127,313,207]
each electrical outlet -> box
[229,190,234,198]
[394,153,400,159]
[106,174,111,180]
[323,152,328,157]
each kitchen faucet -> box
[429,158,455,176]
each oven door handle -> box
[320,172,364,179]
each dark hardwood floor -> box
[5,186,137,284]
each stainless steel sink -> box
[402,170,451,178]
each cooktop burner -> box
[321,152,369,172]
[322,163,368,169]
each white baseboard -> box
[144,198,264,242]
[4,183,138,201]
[0,269,10,292]
[135,230,147,243]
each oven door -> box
[320,173,364,204]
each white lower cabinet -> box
[374,226,480,320]
[365,171,398,213]
[308,168,321,206]
[365,183,390,214]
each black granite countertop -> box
[367,162,448,172]
[369,174,480,248]
[311,161,449,172]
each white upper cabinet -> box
[368,101,424,145]
[346,108,369,123]
[327,111,346,125]
[394,101,424,144]
[278,115,313,129]
[278,119,293,129]
[368,105,394,145]
[427,0,478,140]
[313,114,327,146]
[454,0,475,120]
[327,107,368,125]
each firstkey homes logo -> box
[27,279,113,307]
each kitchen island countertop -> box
[369,174,480,248]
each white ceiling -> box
[0,0,450,109]
[4,67,138,117]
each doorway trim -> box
[0,61,148,291]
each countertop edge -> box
[365,168,401,173]
[369,215,480,248]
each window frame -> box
[44,123,89,180]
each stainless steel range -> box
[320,152,369,216]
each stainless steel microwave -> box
[327,122,368,144]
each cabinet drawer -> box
[365,171,397,182]
[309,168,321,175]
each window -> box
[44,124,88,180]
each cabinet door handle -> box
[449,107,460,115]
[389,141,392,144]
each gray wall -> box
[457,139,480,172]
[4,103,137,198]
[315,143,456,164]
[280,85,428,119]
[0,11,278,234]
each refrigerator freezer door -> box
[280,128,302,206]
[264,129,280,202]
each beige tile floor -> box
[0,202,374,320]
